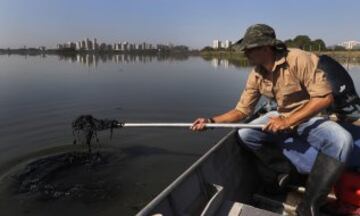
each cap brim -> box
[232,38,285,51]
[231,38,245,51]
[274,39,286,50]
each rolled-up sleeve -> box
[296,54,332,98]
[235,71,261,116]
[305,68,332,98]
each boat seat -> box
[198,184,281,215]
[252,184,336,216]
[216,201,280,216]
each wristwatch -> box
[208,118,215,123]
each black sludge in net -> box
[72,115,119,153]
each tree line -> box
[202,35,360,52]
[284,35,327,51]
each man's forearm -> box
[212,109,247,123]
[286,94,334,127]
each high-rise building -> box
[85,38,92,50]
[76,41,82,50]
[224,40,232,49]
[113,43,119,51]
[66,42,76,49]
[93,38,98,50]
[81,40,86,49]
[213,40,221,49]
[136,44,142,50]
[142,42,152,50]
[99,43,107,50]
[122,42,128,51]
[338,40,360,50]
[129,43,136,50]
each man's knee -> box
[238,128,252,142]
[237,111,278,151]
[238,128,263,150]
[337,129,353,161]
[324,125,353,162]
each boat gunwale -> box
[136,129,237,216]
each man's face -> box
[244,46,269,65]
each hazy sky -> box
[0,0,359,49]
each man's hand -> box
[263,116,290,133]
[191,118,210,131]
[190,109,246,131]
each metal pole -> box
[118,123,264,129]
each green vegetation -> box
[284,35,327,51]
[200,47,249,67]
[200,35,360,66]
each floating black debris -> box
[10,116,123,202]
[72,115,119,153]
[13,151,121,201]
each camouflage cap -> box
[233,24,285,51]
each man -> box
[191,24,353,216]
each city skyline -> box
[56,38,162,51]
[0,0,359,49]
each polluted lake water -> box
[0,114,206,215]
[0,55,259,215]
[13,151,119,201]
[0,115,148,215]
[71,115,120,153]
[11,115,122,201]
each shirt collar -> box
[254,49,287,77]
[271,52,287,72]
[254,51,287,77]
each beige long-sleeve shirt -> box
[235,48,332,117]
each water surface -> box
[0,54,359,215]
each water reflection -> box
[210,58,230,69]
[0,53,359,216]
[57,54,190,68]
[205,56,360,70]
[338,57,360,70]
[201,55,250,69]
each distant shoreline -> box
[314,51,360,59]
[200,50,360,66]
[1,49,359,67]
[0,48,200,56]
[201,50,360,57]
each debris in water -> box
[72,115,119,153]
[13,151,121,201]
[9,115,124,203]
